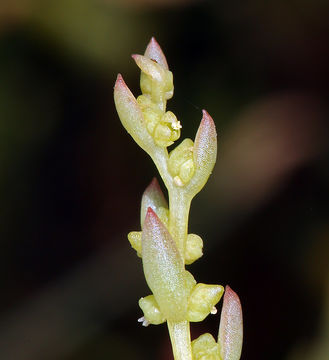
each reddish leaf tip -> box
[223,285,241,307]
[146,206,157,219]
[150,36,157,44]
[145,37,168,70]
[148,177,160,190]
[114,73,125,88]
[201,109,215,126]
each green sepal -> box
[187,283,224,322]
[192,333,220,360]
[127,231,142,257]
[185,233,203,264]
[138,295,166,325]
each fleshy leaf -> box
[218,286,243,360]
[141,178,168,227]
[142,208,189,322]
[114,74,154,153]
[144,37,169,70]
[188,110,217,195]
[132,54,167,82]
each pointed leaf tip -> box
[145,206,157,222]
[141,179,168,228]
[218,286,243,360]
[114,73,124,88]
[145,37,169,70]
[200,109,216,139]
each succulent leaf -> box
[188,110,217,195]
[142,208,190,322]
[141,178,168,227]
[218,286,243,360]
[114,74,154,153]
[144,37,169,70]
[132,54,167,82]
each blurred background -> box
[0,0,328,359]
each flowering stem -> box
[114,37,243,360]
[167,320,193,360]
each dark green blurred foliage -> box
[0,0,328,359]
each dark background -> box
[0,0,328,359]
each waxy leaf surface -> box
[218,286,243,360]
[142,208,189,321]
[114,74,154,153]
[141,178,168,227]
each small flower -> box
[192,333,220,360]
[187,283,224,322]
[138,295,166,325]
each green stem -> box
[151,149,172,190]
[167,321,193,360]
[168,189,191,259]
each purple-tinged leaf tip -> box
[144,37,169,70]
[218,286,243,360]
[141,178,168,227]
[194,110,217,167]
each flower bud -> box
[168,138,195,186]
[191,333,220,360]
[187,283,224,322]
[139,295,166,325]
[185,233,203,264]
[218,286,243,360]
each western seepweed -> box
[114,37,243,360]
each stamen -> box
[210,306,217,315]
